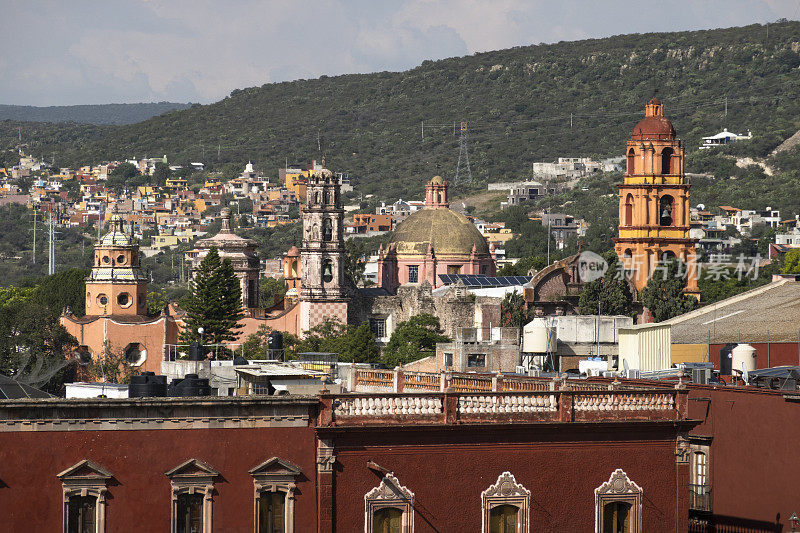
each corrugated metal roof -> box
[234,364,326,378]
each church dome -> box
[390,208,490,256]
[630,97,676,140]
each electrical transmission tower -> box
[454,122,473,186]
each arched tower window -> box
[661,148,674,175]
[659,195,674,226]
[624,194,634,226]
[322,260,333,283]
[323,219,332,242]
[627,148,635,175]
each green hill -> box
[0,102,191,125]
[1,21,799,199]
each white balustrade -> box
[573,393,674,412]
[457,394,557,414]
[334,395,443,417]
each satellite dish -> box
[623,359,630,373]
[741,361,749,385]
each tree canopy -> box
[639,259,699,322]
[179,246,244,346]
[383,314,450,368]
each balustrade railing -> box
[326,388,682,425]
[573,391,675,412]
[404,372,440,391]
[689,484,712,512]
[449,375,493,392]
[354,369,394,389]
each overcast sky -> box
[1,0,798,106]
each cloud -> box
[0,0,798,105]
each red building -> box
[1,377,798,532]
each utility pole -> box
[570,113,573,129]
[48,211,55,276]
[317,131,321,153]
[31,209,37,264]
[421,121,424,141]
[725,97,728,117]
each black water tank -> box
[268,331,283,350]
[129,371,168,397]
[719,343,736,375]
[168,373,212,396]
[233,356,248,366]
[188,342,207,361]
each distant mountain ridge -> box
[0,102,192,125]
[0,21,799,199]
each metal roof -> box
[665,279,800,344]
[234,364,327,378]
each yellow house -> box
[193,199,208,213]
[165,178,188,190]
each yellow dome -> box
[429,175,446,185]
[390,208,490,256]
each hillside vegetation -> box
[0,102,191,125]
[1,22,799,200]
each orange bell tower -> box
[614,98,698,296]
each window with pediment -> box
[57,460,113,533]
[165,459,219,533]
[249,457,302,533]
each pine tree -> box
[180,246,244,347]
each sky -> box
[1,0,799,106]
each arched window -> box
[595,469,642,533]
[624,194,634,226]
[323,219,332,242]
[482,472,530,533]
[661,148,674,175]
[365,473,414,533]
[322,260,333,283]
[373,507,403,533]
[603,501,631,533]
[627,148,635,174]
[489,505,519,533]
[659,195,674,226]
[315,192,321,205]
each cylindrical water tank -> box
[732,343,757,373]
[523,318,557,353]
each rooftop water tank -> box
[732,343,757,374]
[129,371,168,398]
[522,318,557,353]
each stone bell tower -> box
[614,98,698,296]
[299,167,349,332]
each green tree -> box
[295,318,379,363]
[30,268,89,317]
[152,162,171,186]
[578,252,634,316]
[500,290,532,328]
[107,162,139,193]
[640,260,699,322]
[782,249,800,274]
[147,288,169,315]
[86,341,140,384]
[258,277,287,308]
[383,314,450,368]
[179,246,244,346]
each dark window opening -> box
[659,195,674,226]
[67,495,96,533]
[661,148,674,175]
[408,265,418,283]
[257,491,285,533]
[627,148,635,174]
[489,504,519,533]
[323,219,332,242]
[603,501,631,533]
[467,354,486,367]
[373,507,402,533]
[624,194,634,226]
[322,260,333,283]
[176,493,203,533]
